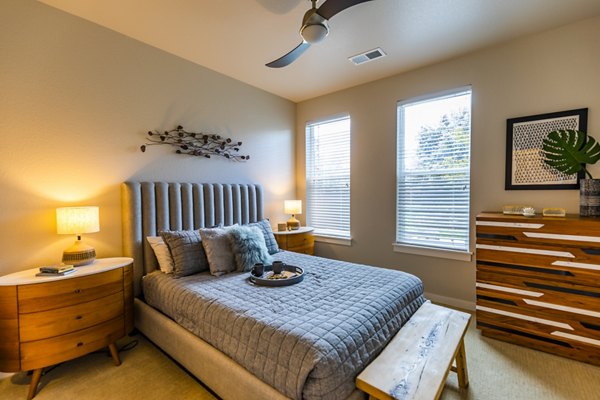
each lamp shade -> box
[56,206,100,235]
[284,200,302,215]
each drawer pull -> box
[75,315,83,320]
[77,342,84,347]
[74,289,81,294]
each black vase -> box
[580,179,600,217]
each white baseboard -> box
[425,292,475,311]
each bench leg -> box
[455,338,469,388]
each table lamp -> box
[56,206,100,266]
[284,200,302,231]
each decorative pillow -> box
[146,236,175,274]
[248,219,279,254]
[199,225,238,276]
[159,230,208,276]
[229,225,273,272]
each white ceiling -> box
[39,0,600,102]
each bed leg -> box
[455,338,469,388]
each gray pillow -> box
[159,230,208,276]
[248,219,279,255]
[229,225,273,272]
[199,225,237,276]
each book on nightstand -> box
[36,269,76,277]
[36,264,75,276]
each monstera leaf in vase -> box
[542,129,600,179]
[542,129,600,217]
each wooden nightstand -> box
[273,226,315,255]
[0,257,134,399]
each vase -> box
[580,178,600,217]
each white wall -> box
[296,16,600,309]
[0,0,295,275]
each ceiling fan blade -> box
[266,41,311,68]
[317,0,373,20]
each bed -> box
[121,182,426,400]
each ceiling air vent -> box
[348,47,386,65]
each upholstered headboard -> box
[121,182,264,296]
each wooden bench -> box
[356,302,471,400]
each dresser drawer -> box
[19,292,124,342]
[20,317,125,371]
[287,232,314,248]
[18,268,123,313]
[476,243,600,287]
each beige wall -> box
[296,16,600,308]
[0,0,295,275]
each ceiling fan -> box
[266,0,373,68]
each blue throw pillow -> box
[248,219,279,254]
[229,225,273,272]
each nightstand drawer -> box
[19,292,124,342]
[18,268,123,313]
[287,233,314,247]
[288,245,313,254]
[20,317,125,371]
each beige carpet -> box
[1,317,599,400]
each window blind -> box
[396,88,471,251]
[306,115,351,238]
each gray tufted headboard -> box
[121,182,264,296]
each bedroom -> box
[1,0,600,399]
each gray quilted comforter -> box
[143,251,425,400]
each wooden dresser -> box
[475,213,600,365]
[0,257,134,399]
[273,226,315,255]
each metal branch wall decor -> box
[140,125,249,161]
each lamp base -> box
[286,215,300,231]
[62,240,96,266]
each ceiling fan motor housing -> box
[300,9,329,44]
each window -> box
[306,115,351,240]
[395,87,472,259]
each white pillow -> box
[146,236,175,274]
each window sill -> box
[314,234,352,246]
[392,243,472,261]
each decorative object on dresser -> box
[502,204,534,215]
[56,206,100,266]
[542,207,567,217]
[273,226,314,255]
[0,257,134,399]
[475,213,600,366]
[542,128,600,217]
[140,125,249,161]
[284,199,302,230]
[505,108,588,190]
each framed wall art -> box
[505,108,588,190]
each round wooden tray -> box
[248,264,304,287]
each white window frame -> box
[394,87,473,261]
[306,114,352,245]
